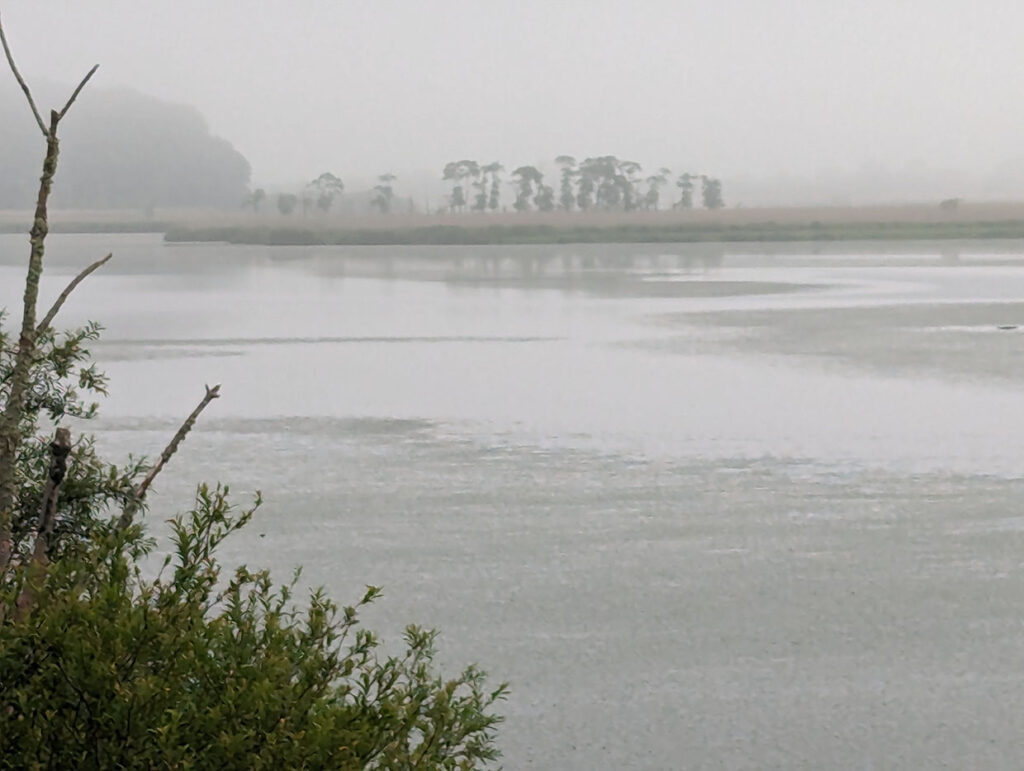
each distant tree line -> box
[251,156,723,219]
[246,172,402,218]
[246,172,346,216]
[441,156,723,214]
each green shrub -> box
[0,486,506,769]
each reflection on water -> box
[5,233,1024,768]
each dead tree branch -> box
[0,13,99,571]
[36,253,113,335]
[118,385,221,530]
[0,9,46,136]
[0,121,59,571]
[57,64,99,121]
[0,10,98,136]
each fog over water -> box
[8,1,1024,765]
[6,2,1024,202]
[5,234,1024,767]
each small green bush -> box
[0,485,506,769]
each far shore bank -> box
[162,218,1024,246]
[6,203,1024,245]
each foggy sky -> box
[5,1,1024,201]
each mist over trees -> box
[371,173,397,213]
[303,172,344,214]
[439,155,723,214]
[0,83,728,218]
[0,85,250,209]
[260,156,724,218]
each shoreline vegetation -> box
[0,14,507,766]
[6,203,1024,245]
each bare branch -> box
[36,253,112,335]
[0,9,47,136]
[57,64,99,121]
[0,119,60,573]
[118,385,221,529]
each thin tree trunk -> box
[31,426,72,564]
[15,426,72,616]
[0,112,60,571]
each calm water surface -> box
[5,234,1024,768]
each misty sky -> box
[5,1,1024,197]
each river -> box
[4,233,1024,768]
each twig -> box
[135,385,220,500]
[0,9,47,136]
[118,385,221,529]
[57,64,99,121]
[36,253,112,334]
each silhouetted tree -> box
[576,160,597,211]
[448,185,466,212]
[534,182,555,212]
[482,161,503,212]
[308,172,344,213]
[555,155,577,211]
[617,160,643,211]
[644,168,670,211]
[675,172,696,209]
[511,166,543,212]
[470,168,488,212]
[577,156,643,211]
[579,156,616,209]
[442,160,479,213]
[701,176,724,209]
[442,162,461,212]
[371,173,397,214]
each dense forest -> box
[0,85,250,209]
